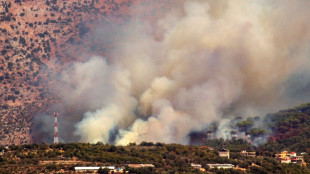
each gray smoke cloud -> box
[32,113,54,144]
[51,0,310,145]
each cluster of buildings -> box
[190,148,235,171]
[217,148,306,166]
[191,163,234,170]
[275,151,306,165]
[74,164,154,173]
[74,149,307,173]
[219,149,257,159]
[75,166,117,173]
[207,164,235,169]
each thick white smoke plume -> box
[57,0,310,145]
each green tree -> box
[98,167,109,174]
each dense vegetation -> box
[260,103,310,153]
[1,103,310,173]
[0,141,309,173]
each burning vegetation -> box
[1,0,310,153]
[0,0,176,145]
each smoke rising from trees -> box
[36,0,310,145]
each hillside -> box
[260,103,310,153]
[0,0,176,145]
[1,0,310,149]
[0,142,309,173]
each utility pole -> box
[54,112,59,144]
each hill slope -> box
[261,103,310,152]
[0,0,176,145]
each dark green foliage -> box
[246,128,266,137]
[0,142,309,173]
[1,49,7,55]
[236,120,253,131]
[98,167,109,174]
[2,104,8,109]
[108,145,116,152]
[140,141,154,146]
[128,167,155,174]
[19,36,26,46]
[2,103,310,173]
[77,23,90,37]
[204,139,251,152]
[8,62,13,70]
[250,166,268,174]
[261,103,310,152]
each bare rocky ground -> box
[0,0,175,145]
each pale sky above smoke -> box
[57,0,310,145]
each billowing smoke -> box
[48,0,310,145]
[32,113,54,144]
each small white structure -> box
[290,152,296,157]
[75,166,115,172]
[281,159,291,164]
[219,148,230,158]
[191,163,202,169]
[128,164,155,168]
[240,150,256,157]
[207,164,234,169]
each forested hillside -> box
[0,142,309,173]
[261,103,310,153]
[1,103,310,173]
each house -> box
[240,150,256,157]
[128,164,155,168]
[191,163,205,171]
[219,148,230,158]
[290,152,296,157]
[275,151,305,165]
[207,164,234,169]
[280,158,291,164]
[280,150,288,159]
[291,156,305,164]
[75,166,115,173]
[191,163,202,169]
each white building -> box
[207,164,234,169]
[281,159,291,164]
[290,152,296,157]
[219,148,230,158]
[128,164,155,168]
[75,166,115,172]
[191,163,202,169]
[240,150,256,157]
